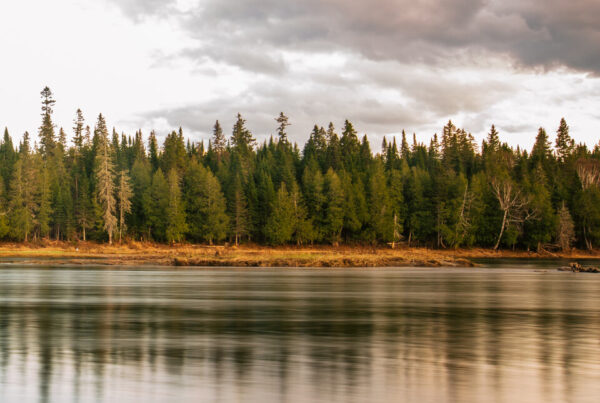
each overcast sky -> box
[1,0,599,151]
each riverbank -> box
[0,241,598,268]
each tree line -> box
[0,87,598,250]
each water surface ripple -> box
[0,264,599,402]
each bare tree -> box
[576,158,600,189]
[556,202,575,251]
[491,178,537,250]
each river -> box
[0,262,599,402]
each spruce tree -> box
[148,131,160,172]
[184,161,229,244]
[229,173,249,245]
[94,114,117,244]
[116,170,133,242]
[165,169,187,243]
[265,183,295,245]
[211,120,226,158]
[39,87,56,158]
[149,169,169,240]
[275,112,290,144]
[130,158,152,239]
[555,118,574,163]
[323,168,344,244]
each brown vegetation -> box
[1,241,599,268]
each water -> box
[0,263,599,403]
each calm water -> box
[0,263,599,403]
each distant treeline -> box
[0,87,597,250]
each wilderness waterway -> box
[0,262,599,402]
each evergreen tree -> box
[116,170,133,242]
[275,112,290,143]
[36,159,52,239]
[130,158,152,239]
[265,183,295,245]
[94,114,117,244]
[289,181,314,244]
[211,120,226,160]
[323,168,344,244]
[76,173,94,241]
[165,169,187,243]
[8,159,36,241]
[148,131,160,172]
[367,161,393,242]
[184,161,229,244]
[229,173,249,245]
[555,118,574,163]
[39,86,56,157]
[149,169,169,240]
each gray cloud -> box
[131,63,515,148]
[110,0,600,73]
[105,0,600,149]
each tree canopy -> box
[0,88,597,251]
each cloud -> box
[109,0,600,74]
[101,0,600,152]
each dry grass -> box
[0,241,596,268]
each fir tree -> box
[265,183,295,245]
[555,118,574,163]
[165,169,187,243]
[94,114,117,244]
[323,168,344,244]
[116,170,133,242]
[211,120,226,158]
[39,87,56,157]
[184,161,229,244]
[275,112,290,144]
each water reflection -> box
[0,267,599,402]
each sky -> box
[0,0,599,151]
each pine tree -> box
[367,161,392,242]
[73,109,85,152]
[76,173,94,241]
[148,130,160,172]
[555,118,574,163]
[531,127,551,164]
[36,159,52,239]
[289,181,314,244]
[116,170,133,242]
[94,114,117,244]
[162,129,187,175]
[165,169,187,243]
[275,112,290,144]
[130,158,152,239]
[149,169,169,240]
[229,173,249,245]
[486,125,500,153]
[265,183,295,245]
[39,87,56,158]
[184,161,229,244]
[212,120,226,158]
[231,113,255,153]
[8,154,38,242]
[0,176,10,239]
[323,168,344,244]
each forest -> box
[0,87,598,251]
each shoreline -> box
[0,242,598,268]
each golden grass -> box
[0,241,596,268]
